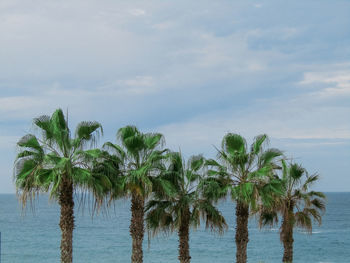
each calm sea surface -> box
[0,193,349,262]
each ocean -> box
[0,193,349,262]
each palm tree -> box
[206,133,283,263]
[258,160,326,263]
[14,109,108,263]
[103,125,169,263]
[146,152,227,263]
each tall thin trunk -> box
[235,201,249,263]
[130,193,145,263]
[281,208,294,263]
[178,207,191,263]
[59,180,74,263]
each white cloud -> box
[98,76,161,95]
[0,96,53,120]
[300,66,350,98]
[0,96,46,111]
[157,86,350,156]
[0,75,161,122]
[129,9,146,16]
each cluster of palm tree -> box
[14,109,326,263]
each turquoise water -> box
[0,193,349,262]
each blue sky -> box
[0,0,349,192]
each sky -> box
[0,0,349,193]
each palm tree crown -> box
[14,109,107,263]
[259,160,326,262]
[206,133,283,263]
[146,152,227,263]
[103,125,169,263]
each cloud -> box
[279,140,349,148]
[129,9,146,16]
[0,95,55,121]
[157,63,350,156]
[0,0,349,192]
[157,102,350,155]
[300,65,350,98]
[0,77,162,122]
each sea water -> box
[0,193,349,263]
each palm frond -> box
[17,134,43,153]
[199,200,227,234]
[310,198,326,212]
[295,211,312,233]
[189,155,205,172]
[289,163,305,180]
[222,133,247,156]
[302,174,320,191]
[143,133,164,150]
[74,121,103,148]
[33,115,53,142]
[103,142,126,160]
[258,209,279,228]
[259,148,283,168]
[117,125,144,156]
[145,200,175,236]
[251,134,268,155]
[50,109,70,154]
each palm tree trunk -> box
[235,201,249,263]
[178,207,191,263]
[130,193,145,263]
[59,180,74,263]
[281,210,294,263]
